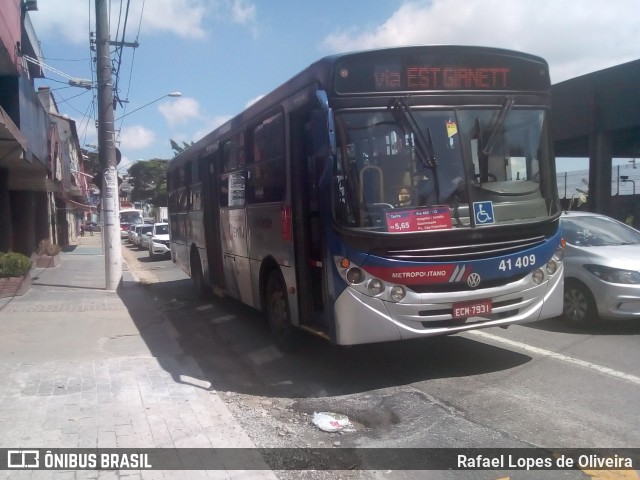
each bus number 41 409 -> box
[498,254,536,272]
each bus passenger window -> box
[222,133,245,173]
[248,112,285,204]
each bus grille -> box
[409,274,529,293]
[383,235,546,262]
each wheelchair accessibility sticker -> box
[473,201,495,225]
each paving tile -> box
[0,240,277,479]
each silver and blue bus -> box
[167,46,564,349]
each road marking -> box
[582,469,640,479]
[471,335,640,480]
[501,472,640,480]
[469,330,640,387]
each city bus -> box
[119,206,143,238]
[167,45,564,349]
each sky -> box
[28,0,640,174]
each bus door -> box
[220,172,252,304]
[201,150,225,291]
[219,132,253,305]
[291,108,326,328]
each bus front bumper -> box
[333,269,563,345]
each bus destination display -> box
[334,51,549,93]
[373,65,510,91]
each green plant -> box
[0,252,32,278]
[37,239,61,256]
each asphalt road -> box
[122,241,640,480]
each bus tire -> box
[191,249,211,300]
[266,270,297,351]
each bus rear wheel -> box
[191,250,211,300]
[266,271,297,351]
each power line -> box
[21,54,92,89]
[114,0,146,145]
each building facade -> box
[0,0,89,257]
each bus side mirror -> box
[315,90,336,156]
[311,110,331,158]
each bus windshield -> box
[120,210,142,225]
[333,106,555,231]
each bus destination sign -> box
[333,50,549,93]
[373,65,510,91]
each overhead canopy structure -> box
[551,59,640,214]
[0,106,27,167]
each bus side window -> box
[248,112,285,204]
[220,174,230,207]
[222,132,245,173]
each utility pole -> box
[95,0,122,290]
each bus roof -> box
[169,45,549,171]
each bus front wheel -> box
[266,271,297,351]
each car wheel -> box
[265,270,297,351]
[563,279,599,326]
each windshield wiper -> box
[388,97,440,202]
[482,96,515,155]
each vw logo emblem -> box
[467,273,481,288]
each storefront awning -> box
[0,106,28,166]
[55,194,93,211]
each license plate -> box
[452,299,492,319]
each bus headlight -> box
[546,260,558,275]
[367,278,384,296]
[532,268,545,285]
[346,267,365,284]
[390,285,406,302]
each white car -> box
[130,224,143,247]
[148,223,171,259]
[136,224,154,250]
[126,224,137,243]
[561,211,640,325]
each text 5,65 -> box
[498,254,536,272]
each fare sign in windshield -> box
[385,206,452,232]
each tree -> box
[170,139,194,157]
[82,149,101,186]
[127,159,169,207]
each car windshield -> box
[155,225,169,235]
[332,107,557,232]
[141,226,153,234]
[562,215,640,246]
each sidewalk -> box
[0,232,277,479]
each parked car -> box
[135,224,154,250]
[85,221,101,232]
[129,224,144,245]
[126,224,137,243]
[148,223,171,259]
[560,211,640,325]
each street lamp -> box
[115,92,182,122]
[620,175,636,196]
